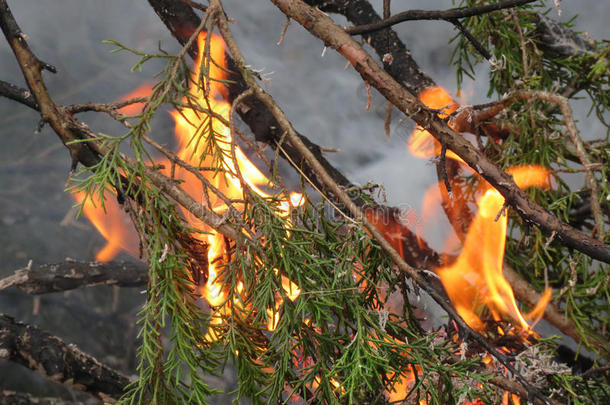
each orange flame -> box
[406,86,553,332]
[408,86,462,162]
[72,190,139,262]
[436,165,552,332]
[116,82,154,116]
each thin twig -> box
[448,17,491,60]
[511,9,529,76]
[277,15,291,45]
[344,0,537,35]
[497,90,605,241]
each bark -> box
[0,260,148,295]
[0,314,129,401]
[0,391,96,405]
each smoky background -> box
[0,0,606,401]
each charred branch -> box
[0,314,129,401]
[308,0,436,95]
[534,14,596,57]
[0,391,94,405]
[0,80,38,110]
[0,260,148,295]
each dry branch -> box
[0,260,148,295]
[0,314,129,401]
[0,79,38,110]
[0,391,94,405]
[270,0,610,265]
[344,0,537,35]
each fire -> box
[116,82,154,116]
[72,32,303,335]
[437,165,552,331]
[408,86,552,332]
[408,86,462,162]
[168,32,303,325]
[72,33,551,403]
[72,190,139,262]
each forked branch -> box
[270,0,610,265]
[344,0,537,35]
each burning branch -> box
[269,0,610,267]
[211,1,555,403]
[474,90,605,241]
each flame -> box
[74,38,549,403]
[404,86,553,333]
[72,190,140,262]
[408,86,462,162]
[73,32,303,335]
[168,32,303,327]
[436,165,552,331]
[116,82,154,116]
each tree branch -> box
[0,0,100,169]
[0,314,129,401]
[270,0,610,265]
[0,391,92,405]
[344,0,537,35]
[0,259,148,295]
[0,79,38,110]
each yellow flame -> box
[73,32,303,336]
[407,86,462,162]
[436,165,552,331]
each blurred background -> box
[0,0,607,401]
